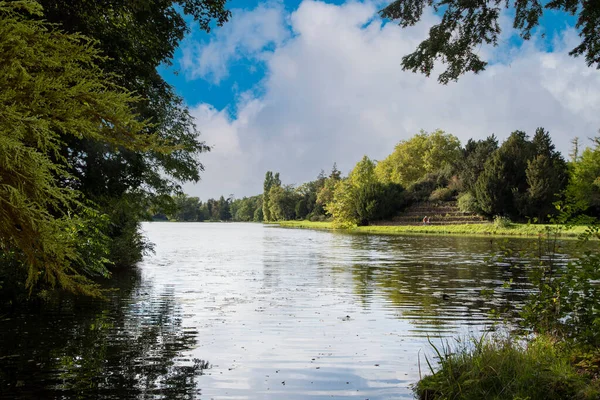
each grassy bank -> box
[415,335,600,400]
[271,220,589,238]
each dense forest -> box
[168,128,600,227]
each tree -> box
[327,156,401,227]
[474,129,567,220]
[380,0,600,83]
[316,164,343,217]
[218,196,231,221]
[525,128,568,221]
[263,171,275,221]
[376,130,461,186]
[171,195,201,221]
[459,136,499,192]
[567,138,600,214]
[27,0,231,266]
[268,185,299,221]
[0,1,169,297]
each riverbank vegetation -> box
[413,225,600,399]
[256,129,598,229]
[0,0,230,306]
[272,221,590,238]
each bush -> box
[407,173,449,202]
[457,192,480,213]
[428,187,454,202]
[414,334,600,400]
[493,215,513,228]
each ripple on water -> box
[1,222,581,399]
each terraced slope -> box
[374,201,488,226]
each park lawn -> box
[270,220,590,238]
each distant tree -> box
[376,130,461,186]
[263,171,275,222]
[567,137,600,214]
[459,136,499,192]
[316,164,343,216]
[475,130,544,219]
[569,137,581,163]
[253,206,264,222]
[172,195,201,221]
[218,196,231,221]
[525,128,568,221]
[327,156,385,227]
[380,0,600,83]
[295,198,309,220]
[267,185,297,221]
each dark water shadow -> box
[0,267,208,400]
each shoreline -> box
[269,220,590,238]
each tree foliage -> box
[376,129,461,186]
[567,137,600,213]
[380,0,600,83]
[0,1,169,297]
[328,156,405,227]
[26,0,231,266]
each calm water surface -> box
[0,223,578,399]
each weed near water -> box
[414,334,600,400]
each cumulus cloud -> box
[183,0,600,199]
[181,2,289,83]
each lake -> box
[0,222,577,399]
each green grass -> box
[270,220,589,238]
[414,335,600,400]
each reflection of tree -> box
[344,235,539,331]
[0,268,208,399]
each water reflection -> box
[0,223,584,399]
[0,269,209,399]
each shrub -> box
[428,187,454,202]
[457,192,480,213]
[407,172,449,202]
[493,215,513,228]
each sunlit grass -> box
[414,334,600,400]
[270,220,589,238]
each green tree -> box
[376,130,461,186]
[218,196,231,221]
[0,1,168,297]
[316,164,343,217]
[525,128,568,221]
[327,156,390,227]
[268,185,299,221]
[567,138,600,214]
[28,0,231,266]
[475,130,537,219]
[171,195,201,221]
[380,0,600,83]
[263,171,275,222]
[459,136,499,192]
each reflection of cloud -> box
[182,1,600,200]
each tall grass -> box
[415,335,600,400]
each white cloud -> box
[183,0,600,200]
[181,2,290,84]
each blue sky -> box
[158,1,599,199]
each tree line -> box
[167,128,598,227]
[253,129,598,227]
